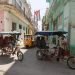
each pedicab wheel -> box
[17,51,23,61]
[36,50,43,60]
[67,56,75,69]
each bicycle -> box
[0,32,24,61]
[36,46,58,60]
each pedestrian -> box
[40,36,48,49]
[56,35,65,61]
[0,35,3,48]
[61,36,67,50]
[36,36,41,48]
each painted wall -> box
[4,11,28,39]
[63,1,75,55]
[70,27,75,55]
[70,1,75,26]
[4,11,12,31]
[64,2,69,31]
[0,11,4,32]
[9,0,12,4]
[5,11,27,29]
[69,1,75,55]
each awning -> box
[0,31,21,35]
[35,31,68,36]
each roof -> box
[0,31,21,35]
[35,31,68,36]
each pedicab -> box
[35,31,68,61]
[0,31,23,61]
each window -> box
[58,13,63,26]
[19,24,22,29]
[23,26,25,30]
[24,7,25,16]
[26,27,27,34]
[19,0,22,7]
[28,29,29,34]
[12,22,16,31]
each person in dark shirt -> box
[0,35,3,48]
[36,37,41,48]
[40,37,46,49]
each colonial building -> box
[46,0,75,55]
[0,0,35,39]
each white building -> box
[0,0,34,39]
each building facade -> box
[46,0,75,55]
[0,0,35,39]
[42,8,49,31]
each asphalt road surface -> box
[0,48,75,75]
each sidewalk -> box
[0,70,5,75]
[0,49,28,75]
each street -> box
[0,0,75,75]
[0,48,75,75]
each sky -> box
[28,0,49,31]
[29,0,49,19]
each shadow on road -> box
[2,47,75,75]
[0,55,13,65]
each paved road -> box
[0,48,75,75]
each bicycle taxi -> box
[35,31,68,61]
[0,31,23,61]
